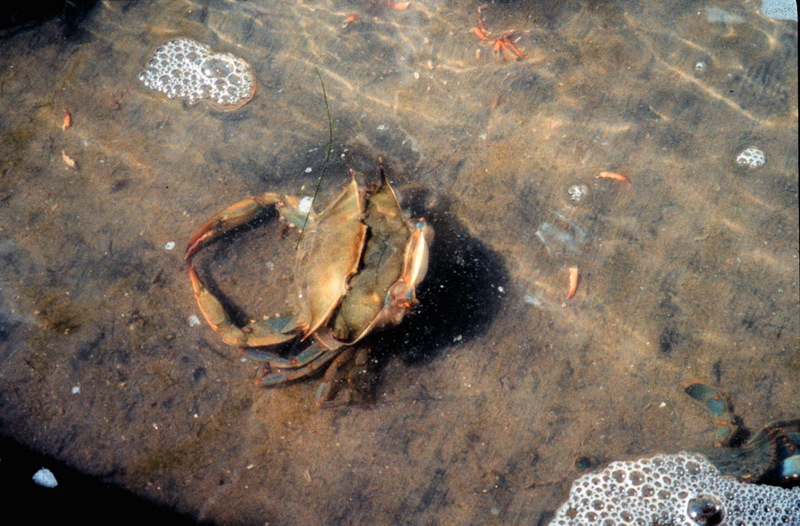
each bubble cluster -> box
[568,184,588,202]
[549,452,800,525]
[736,146,766,168]
[138,38,256,110]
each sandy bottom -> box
[0,0,797,523]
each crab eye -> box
[778,454,800,481]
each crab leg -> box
[244,326,347,368]
[345,347,373,401]
[241,315,300,347]
[244,340,332,368]
[315,347,356,406]
[685,383,739,447]
[257,347,341,385]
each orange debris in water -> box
[567,266,579,299]
[61,150,77,169]
[596,171,631,185]
[341,14,359,28]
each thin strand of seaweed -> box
[296,69,334,248]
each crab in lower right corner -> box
[685,383,799,486]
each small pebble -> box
[71,386,80,394]
[32,468,58,488]
[164,241,176,251]
[298,196,314,214]
[188,315,201,327]
[523,293,541,306]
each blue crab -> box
[686,383,799,486]
[185,171,433,404]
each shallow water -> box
[0,0,797,523]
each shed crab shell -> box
[294,176,367,339]
[184,172,433,403]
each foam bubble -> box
[736,146,766,168]
[549,452,800,525]
[139,38,256,110]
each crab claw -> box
[386,218,433,322]
[188,261,298,347]
[188,261,248,346]
[186,197,260,260]
[403,220,433,286]
[184,192,302,260]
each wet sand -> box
[0,0,797,523]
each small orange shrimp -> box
[473,6,524,60]
[596,171,631,185]
[474,5,489,39]
[341,14,360,28]
[473,26,489,41]
[61,110,71,131]
[500,35,525,59]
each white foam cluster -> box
[736,146,766,168]
[550,452,800,525]
[139,38,256,109]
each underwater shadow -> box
[0,0,100,40]
[0,433,199,524]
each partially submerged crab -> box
[185,171,433,404]
[686,383,799,486]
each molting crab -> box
[185,171,433,405]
